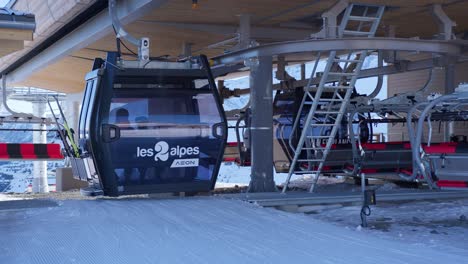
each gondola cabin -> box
[77,53,227,196]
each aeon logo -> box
[136,141,199,162]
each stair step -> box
[348,15,379,22]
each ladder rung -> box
[320,98,343,102]
[294,170,320,174]
[322,85,353,89]
[297,159,324,162]
[305,101,337,105]
[310,123,333,127]
[333,58,362,63]
[301,147,326,150]
[328,72,357,77]
[307,135,332,139]
[304,85,351,91]
[315,111,341,114]
[348,15,379,22]
[342,30,372,36]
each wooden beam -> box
[0,28,33,41]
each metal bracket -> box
[275,55,295,82]
[432,4,457,41]
[311,0,348,39]
[109,0,150,62]
[238,14,251,50]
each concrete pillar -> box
[247,56,276,192]
[32,102,48,193]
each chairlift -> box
[412,88,468,189]
[0,78,67,162]
[0,122,64,161]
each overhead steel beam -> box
[5,0,169,85]
[215,57,468,98]
[279,58,441,89]
[213,38,465,65]
[140,21,312,41]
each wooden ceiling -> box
[11,0,468,93]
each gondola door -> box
[103,88,225,195]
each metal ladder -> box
[283,3,385,193]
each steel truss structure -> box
[207,1,468,226]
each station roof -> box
[0,6,35,58]
[0,0,468,93]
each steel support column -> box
[247,56,275,192]
[445,63,456,141]
[32,102,48,193]
[238,14,251,49]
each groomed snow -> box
[1,196,467,264]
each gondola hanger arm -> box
[109,0,149,62]
[1,74,34,119]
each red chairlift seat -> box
[345,142,413,176]
[423,142,468,188]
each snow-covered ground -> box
[216,162,289,188]
[308,198,468,254]
[0,161,61,193]
[1,160,468,263]
[1,195,467,264]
